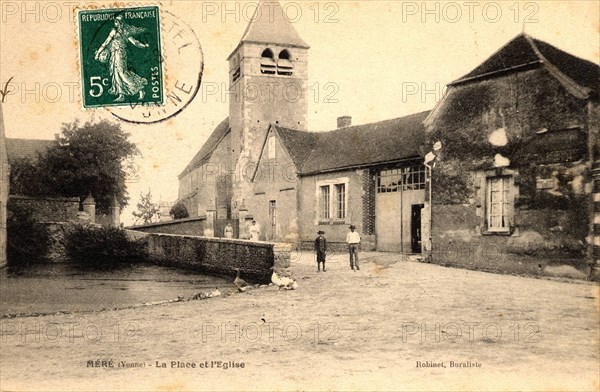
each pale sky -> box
[1,0,599,224]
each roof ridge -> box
[178,117,230,178]
[525,34,593,99]
[242,0,308,45]
[317,110,431,135]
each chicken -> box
[270,266,298,290]
[234,268,251,292]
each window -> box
[486,176,512,232]
[377,166,425,193]
[277,50,293,76]
[320,185,330,220]
[232,67,241,83]
[278,49,291,60]
[316,178,349,223]
[335,184,346,219]
[260,48,276,75]
[231,54,241,83]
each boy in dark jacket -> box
[315,230,327,272]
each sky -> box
[1,0,599,224]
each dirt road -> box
[1,253,598,391]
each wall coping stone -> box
[127,216,207,230]
[9,195,80,202]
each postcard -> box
[1,1,598,391]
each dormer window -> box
[277,49,293,76]
[260,48,276,75]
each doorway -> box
[411,204,424,253]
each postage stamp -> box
[78,6,163,108]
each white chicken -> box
[270,266,298,290]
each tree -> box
[169,200,189,220]
[11,120,139,214]
[9,158,41,196]
[132,189,160,225]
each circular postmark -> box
[108,9,203,124]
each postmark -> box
[108,9,204,124]
[78,6,163,108]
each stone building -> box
[178,6,599,270]
[178,0,308,238]
[0,104,8,268]
[178,0,429,250]
[424,33,600,275]
[250,113,428,251]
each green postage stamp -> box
[78,6,163,108]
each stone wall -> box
[128,217,206,236]
[9,195,80,223]
[431,204,590,279]
[128,230,291,283]
[0,105,7,268]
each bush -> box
[170,201,189,220]
[7,202,49,265]
[65,225,147,266]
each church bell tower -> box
[227,0,310,216]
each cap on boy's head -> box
[349,225,356,229]
[317,230,325,234]
[252,220,256,224]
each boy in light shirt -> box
[346,225,361,271]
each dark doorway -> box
[411,204,424,253]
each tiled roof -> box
[532,37,600,94]
[179,118,230,178]
[452,33,599,96]
[5,138,55,164]
[274,111,429,175]
[274,126,319,170]
[239,0,309,49]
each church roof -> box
[5,138,55,164]
[179,118,230,178]
[273,111,429,175]
[451,33,599,97]
[229,0,309,59]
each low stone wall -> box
[9,195,80,223]
[128,231,291,283]
[128,217,206,236]
[431,204,591,279]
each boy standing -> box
[346,225,361,271]
[314,230,327,272]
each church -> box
[178,0,427,251]
[178,0,599,267]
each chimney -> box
[337,116,352,129]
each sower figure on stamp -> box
[346,225,361,271]
[94,15,149,102]
[314,230,327,272]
